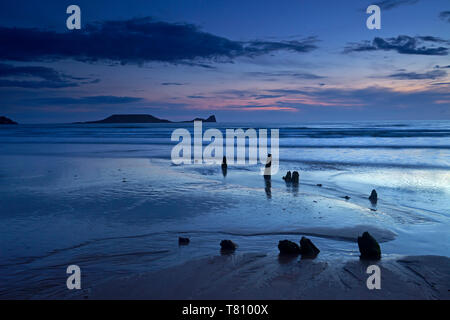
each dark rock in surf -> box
[283,171,292,182]
[343,196,350,200]
[369,189,378,203]
[316,184,322,187]
[220,240,237,252]
[178,237,190,245]
[292,171,299,184]
[278,240,301,255]
[299,237,320,258]
[357,232,381,260]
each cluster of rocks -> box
[178,188,382,260]
[282,171,299,184]
[278,237,320,258]
[179,231,381,260]
[278,231,381,260]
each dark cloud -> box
[0,79,78,88]
[344,35,448,56]
[416,36,448,43]
[430,82,450,86]
[439,11,450,23]
[243,38,318,56]
[386,69,447,80]
[371,0,419,10]
[34,96,143,105]
[265,88,309,95]
[251,94,284,100]
[178,62,216,69]
[0,18,318,65]
[187,95,207,99]
[215,89,256,98]
[0,63,99,88]
[245,71,325,80]
[0,63,80,80]
[161,82,185,86]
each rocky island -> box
[0,116,18,125]
[78,114,216,124]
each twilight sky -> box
[0,0,449,123]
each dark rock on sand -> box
[179,237,190,245]
[357,232,381,260]
[369,189,378,203]
[292,171,299,184]
[278,240,301,255]
[299,237,320,258]
[221,156,227,177]
[220,240,237,252]
[0,116,17,125]
[282,171,292,182]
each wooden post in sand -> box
[264,154,272,178]
[221,156,227,177]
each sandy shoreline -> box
[89,253,450,300]
[1,155,448,299]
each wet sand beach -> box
[90,253,450,300]
[0,121,449,299]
